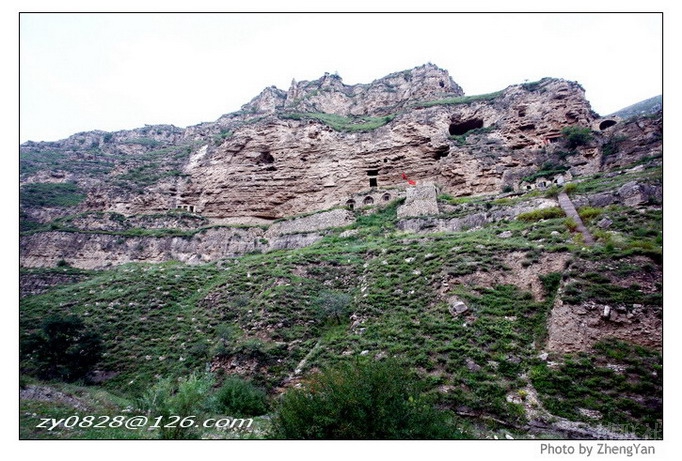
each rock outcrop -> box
[20,65,608,223]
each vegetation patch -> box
[531,339,662,438]
[414,91,503,108]
[281,112,396,132]
[516,207,566,222]
[20,182,86,208]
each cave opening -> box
[363,196,374,205]
[433,145,450,161]
[346,199,355,210]
[449,119,484,136]
[367,170,378,188]
[599,119,618,130]
[257,152,275,164]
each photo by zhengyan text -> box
[36,415,253,431]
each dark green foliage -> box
[269,359,463,439]
[137,373,214,439]
[562,126,594,148]
[21,314,103,382]
[314,290,352,324]
[602,135,628,157]
[20,182,86,208]
[521,79,545,92]
[521,162,570,183]
[215,376,268,417]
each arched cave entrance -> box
[382,193,391,202]
[363,196,374,206]
[449,118,484,136]
[346,199,355,210]
[599,119,618,131]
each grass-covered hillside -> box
[20,159,662,440]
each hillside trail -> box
[557,190,595,245]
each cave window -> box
[346,199,355,210]
[599,119,618,130]
[363,196,374,206]
[439,80,445,88]
[449,118,484,136]
[382,193,391,202]
[367,170,378,188]
[188,205,195,213]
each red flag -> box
[402,173,416,186]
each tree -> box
[562,126,593,148]
[21,314,103,382]
[269,359,464,439]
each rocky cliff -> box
[22,63,661,224]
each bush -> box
[563,183,577,195]
[21,314,103,382]
[269,359,463,439]
[137,373,214,439]
[562,126,593,148]
[564,218,579,232]
[314,290,352,324]
[578,206,602,222]
[215,376,268,417]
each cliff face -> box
[20,63,660,224]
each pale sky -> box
[20,12,662,143]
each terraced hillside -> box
[20,157,662,440]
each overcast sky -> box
[19,12,662,143]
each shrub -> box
[314,290,352,324]
[21,314,103,382]
[137,373,214,439]
[562,126,593,148]
[563,183,577,194]
[269,359,463,439]
[564,218,578,232]
[215,376,268,417]
[578,206,602,222]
